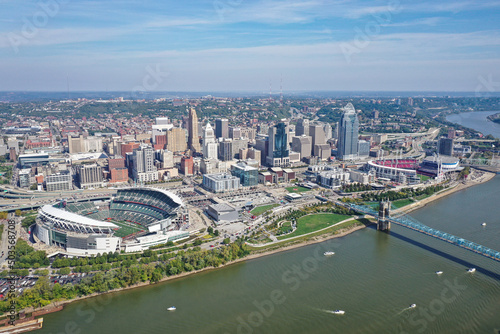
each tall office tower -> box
[84,136,103,152]
[232,138,248,158]
[180,156,194,175]
[337,103,359,160]
[229,127,242,139]
[247,148,261,166]
[266,122,289,167]
[291,135,312,161]
[161,150,174,169]
[323,123,332,141]
[132,144,158,182]
[333,122,339,140]
[215,118,229,139]
[295,119,310,136]
[438,137,454,156]
[203,123,218,160]
[68,135,85,153]
[120,142,140,157]
[219,139,233,161]
[166,128,187,152]
[152,117,173,144]
[77,164,103,189]
[188,108,201,153]
[309,124,326,156]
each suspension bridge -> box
[344,202,500,262]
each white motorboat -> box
[467,268,476,273]
[167,306,176,311]
[481,222,487,226]
[324,251,335,256]
[435,271,443,275]
[409,304,417,308]
[332,310,345,315]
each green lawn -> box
[285,186,311,193]
[278,221,293,234]
[278,213,351,240]
[391,198,414,209]
[250,204,279,216]
[415,194,432,201]
[112,221,144,237]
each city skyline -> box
[1,0,499,92]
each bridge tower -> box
[377,200,391,231]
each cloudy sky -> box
[0,0,499,92]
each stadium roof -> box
[43,205,118,228]
[123,187,184,207]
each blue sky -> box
[0,0,499,92]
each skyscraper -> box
[266,122,289,167]
[309,124,326,156]
[188,108,201,153]
[132,144,158,182]
[337,103,359,160]
[166,128,187,152]
[203,122,218,160]
[295,119,309,136]
[215,118,229,139]
[438,137,454,156]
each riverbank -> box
[18,219,369,320]
[395,170,496,215]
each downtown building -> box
[337,103,360,160]
[132,144,158,182]
[76,164,103,189]
[266,122,290,167]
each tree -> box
[223,238,230,245]
[214,229,219,237]
[15,209,22,216]
[207,226,214,235]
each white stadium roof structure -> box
[39,205,118,234]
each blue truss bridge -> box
[345,202,500,262]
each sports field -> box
[112,220,144,237]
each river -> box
[446,111,500,139]
[38,177,500,334]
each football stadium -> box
[34,187,190,256]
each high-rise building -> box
[160,150,174,169]
[68,135,85,153]
[180,156,194,175]
[247,148,261,166]
[438,137,454,156]
[266,122,289,167]
[77,164,103,189]
[358,140,371,158]
[166,128,187,152]
[215,118,229,139]
[295,119,309,136]
[108,156,125,170]
[309,124,326,156]
[219,139,233,161]
[229,127,241,139]
[203,123,218,160]
[232,138,248,158]
[110,168,128,183]
[46,170,72,192]
[132,144,158,182]
[188,108,201,153]
[337,103,359,160]
[121,142,140,157]
[84,137,103,152]
[323,123,332,141]
[291,135,312,160]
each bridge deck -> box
[349,203,500,262]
